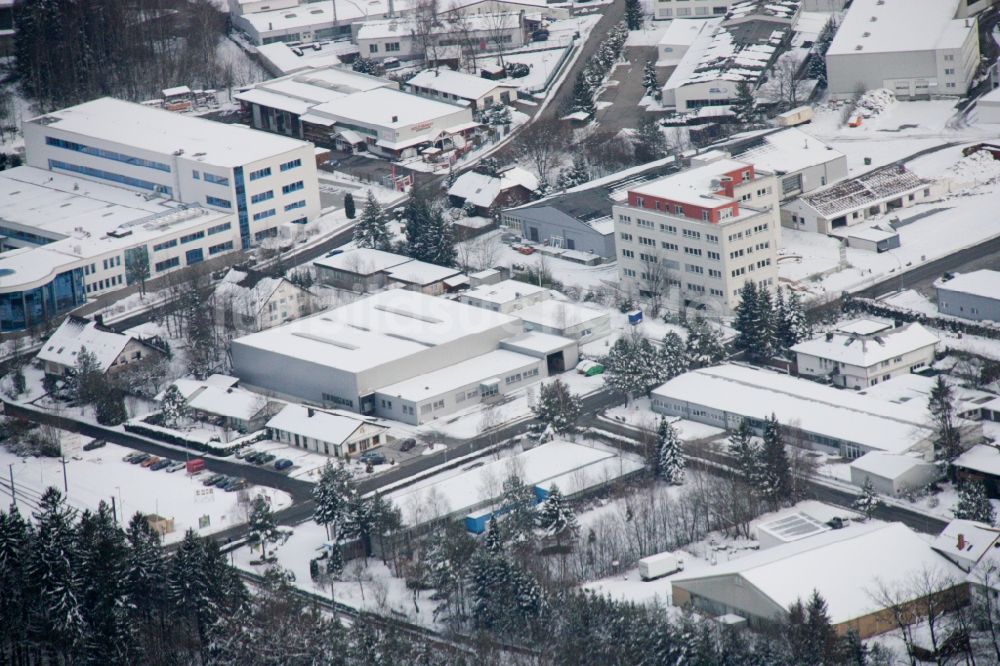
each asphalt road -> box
[594,45,661,132]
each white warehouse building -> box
[825,0,980,101]
[23,97,321,250]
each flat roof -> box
[256,41,344,76]
[311,87,469,129]
[241,0,410,33]
[799,164,931,218]
[519,300,610,330]
[313,248,413,274]
[29,97,311,167]
[850,451,932,480]
[837,318,893,335]
[232,289,521,373]
[653,364,934,454]
[384,260,461,286]
[408,68,513,100]
[376,349,538,402]
[462,278,549,304]
[734,128,845,176]
[629,158,752,207]
[757,512,830,543]
[791,322,939,368]
[658,17,722,47]
[500,331,576,355]
[827,0,970,57]
[673,522,963,625]
[954,444,1000,476]
[936,269,1000,302]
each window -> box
[623,268,636,277]
[638,236,655,246]
[944,54,954,61]
[180,231,205,244]
[251,190,274,204]
[660,223,677,234]
[620,232,633,241]
[619,214,632,224]
[280,159,302,172]
[685,264,704,274]
[249,167,271,181]
[661,241,678,251]
[386,42,400,52]
[622,249,635,258]
[45,137,170,172]
[945,68,955,75]
[48,160,172,195]
[637,218,653,228]
[282,181,304,195]
[185,248,204,265]
[209,241,234,255]
[705,234,718,244]
[707,251,720,260]
[639,252,656,262]
[207,222,231,235]
[708,269,722,278]
[322,393,354,408]
[284,200,306,212]
[255,227,278,241]
[206,195,231,209]
[369,44,378,53]
[192,171,200,180]
[683,247,702,256]
[204,173,230,186]
[154,257,180,272]
[253,208,276,221]
[682,229,701,240]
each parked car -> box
[258,453,277,465]
[274,459,294,471]
[130,453,151,465]
[359,451,387,465]
[140,456,161,468]
[166,461,186,473]
[150,458,172,471]
[224,479,247,492]
[122,452,141,462]
[202,473,225,486]
[399,438,417,452]
[325,248,344,258]
[212,475,232,488]
[235,448,255,460]
[83,439,106,451]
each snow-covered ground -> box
[0,434,291,544]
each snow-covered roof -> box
[518,300,610,330]
[266,403,377,444]
[214,276,299,315]
[29,98,311,168]
[629,158,753,207]
[790,322,939,369]
[827,0,971,57]
[798,164,931,218]
[845,225,899,243]
[232,289,521,374]
[385,260,461,286]
[37,317,136,371]
[725,0,800,20]
[756,512,830,544]
[236,67,395,111]
[500,331,576,355]
[673,522,963,625]
[837,318,892,335]
[733,128,845,176]
[935,270,1000,302]
[310,87,469,130]
[241,0,412,34]
[652,364,935,454]
[954,444,1000,476]
[850,452,933,480]
[177,381,271,421]
[658,17,723,48]
[462,279,550,305]
[376,349,538,402]
[313,248,413,275]
[408,68,514,100]
[932,519,1000,569]
[256,41,344,76]
[448,167,539,208]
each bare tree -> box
[639,258,674,318]
[483,12,516,69]
[446,6,480,73]
[411,0,443,66]
[771,55,807,111]
[511,119,569,191]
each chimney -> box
[392,115,398,123]
[307,408,315,418]
[958,533,966,551]
[94,314,104,327]
[825,331,833,342]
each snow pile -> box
[945,149,1000,185]
[853,88,895,119]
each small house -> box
[448,167,539,216]
[266,403,388,458]
[37,316,166,378]
[212,271,314,333]
[169,377,280,432]
[849,452,940,496]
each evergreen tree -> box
[95,386,128,426]
[729,419,761,487]
[659,331,689,380]
[808,52,827,88]
[167,530,211,643]
[928,376,963,463]
[954,480,996,525]
[249,496,279,555]
[0,505,31,662]
[569,71,596,118]
[655,417,685,485]
[853,477,880,520]
[354,190,392,250]
[636,336,667,395]
[69,346,104,406]
[733,281,760,359]
[499,475,537,552]
[642,60,659,97]
[777,288,810,350]
[556,153,590,190]
[533,378,582,434]
[326,543,344,577]
[805,591,843,665]
[755,288,776,360]
[475,157,501,178]
[759,413,791,508]
[734,79,756,125]
[313,462,354,540]
[122,512,167,632]
[484,516,504,555]
[602,337,648,404]
[634,115,669,163]
[684,316,727,368]
[77,502,129,664]
[343,192,356,219]
[536,485,578,546]
[625,0,642,30]
[426,523,475,623]
[160,384,188,429]
[405,195,456,267]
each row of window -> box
[46,137,170,172]
[86,274,123,292]
[253,208,276,221]
[180,231,205,244]
[103,256,121,270]
[153,239,177,252]
[155,257,180,272]
[49,160,172,195]
[208,222,231,235]
[727,223,768,243]
[204,172,230,186]
[209,241,234,255]
[280,158,302,172]
[249,167,272,181]
[284,200,306,212]
[282,181,304,195]
[206,195,231,209]
[322,392,354,408]
[251,190,274,204]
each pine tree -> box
[500,475,537,552]
[684,316,727,368]
[77,502,129,664]
[733,281,760,359]
[122,512,167,631]
[777,288,810,350]
[729,419,761,487]
[642,60,658,97]
[734,79,756,125]
[69,346,104,406]
[655,417,685,485]
[625,0,642,30]
[313,462,354,540]
[805,591,843,665]
[954,480,996,525]
[343,192,356,219]
[95,387,128,426]
[755,288,776,361]
[533,379,582,434]
[853,477,880,520]
[928,376,963,463]
[603,337,647,404]
[160,384,188,429]
[167,530,211,642]
[570,71,595,118]
[557,154,590,190]
[425,206,457,268]
[249,496,279,555]
[326,543,344,578]
[759,413,791,508]
[536,485,578,546]
[475,157,501,178]
[634,116,669,163]
[636,336,666,396]
[659,331,689,380]
[0,505,31,661]
[484,516,504,555]
[354,190,392,250]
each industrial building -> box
[22,97,321,250]
[935,270,1000,322]
[355,13,527,63]
[825,0,980,101]
[730,128,848,204]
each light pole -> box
[8,464,15,508]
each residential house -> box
[459,278,551,313]
[266,403,388,458]
[313,248,413,292]
[213,271,313,333]
[170,376,281,431]
[448,167,538,216]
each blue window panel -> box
[180,231,205,244]
[154,257,180,272]
[249,167,272,181]
[207,222,232,235]
[192,170,200,180]
[281,181,304,195]
[153,239,178,252]
[284,200,306,212]
[204,172,230,186]
[254,227,278,241]
[280,158,302,172]
[209,241,234,255]
[250,190,274,204]
[253,208,276,221]
[185,248,204,265]
[290,217,308,225]
[48,160,172,195]
[45,136,171,172]
[206,196,231,209]
[234,166,250,250]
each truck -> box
[776,105,814,127]
[638,552,684,581]
[186,458,206,474]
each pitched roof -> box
[798,164,931,218]
[448,167,539,208]
[266,403,376,444]
[37,317,138,371]
[790,322,939,368]
[408,68,512,100]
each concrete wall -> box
[937,288,1000,322]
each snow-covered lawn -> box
[0,435,291,544]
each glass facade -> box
[49,160,172,195]
[0,267,86,332]
[234,167,250,249]
[45,137,171,172]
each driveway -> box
[594,45,665,132]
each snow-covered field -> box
[0,435,291,544]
